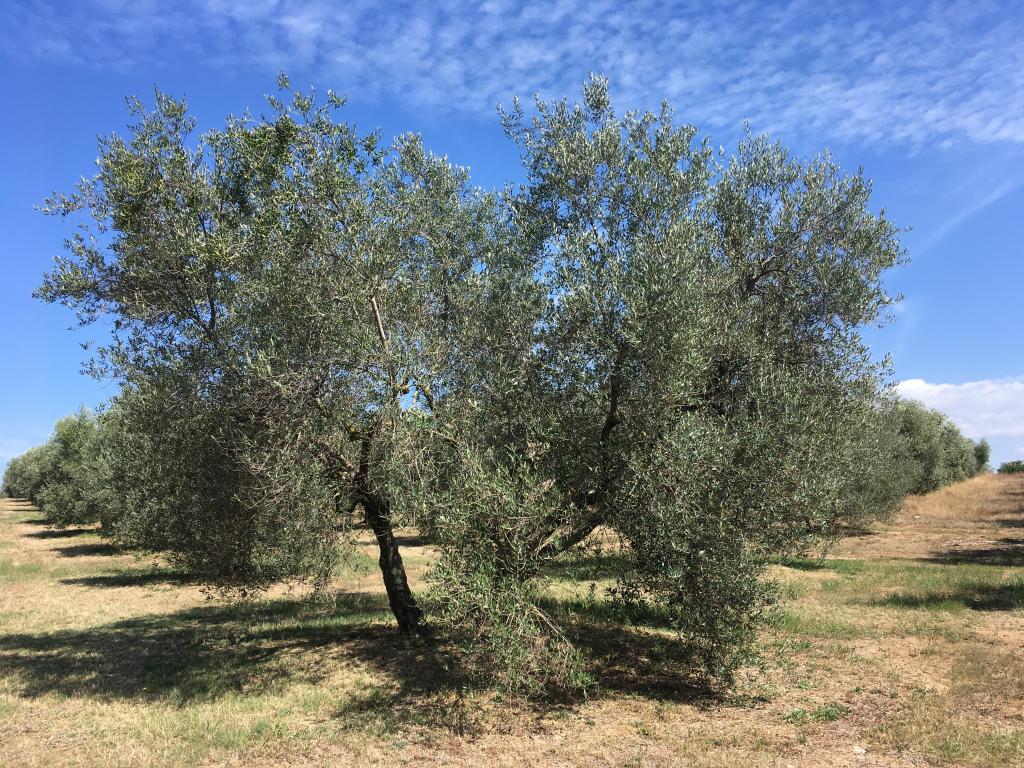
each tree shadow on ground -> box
[533,595,723,704]
[871,580,1024,612]
[921,537,1024,567]
[59,568,196,588]
[16,518,48,526]
[3,500,37,511]
[0,591,451,705]
[24,528,97,540]
[569,622,719,704]
[771,556,865,575]
[52,543,122,558]
[0,585,722,723]
[993,484,1024,526]
[539,552,631,581]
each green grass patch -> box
[875,704,1024,768]
[770,609,872,640]
[784,702,850,724]
[870,574,1024,613]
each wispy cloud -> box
[915,177,1023,254]
[895,377,1024,440]
[3,0,1023,148]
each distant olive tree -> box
[2,443,56,503]
[2,408,115,527]
[973,438,991,473]
[998,460,1024,474]
[32,408,106,527]
[885,399,983,493]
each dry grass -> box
[1,475,1023,767]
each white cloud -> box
[895,377,1024,439]
[2,0,1023,149]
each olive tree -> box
[421,76,906,684]
[32,408,105,527]
[37,77,496,631]
[972,438,991,474]
[2,443,56,502]
[886,399,981,494]
[3,407,117,528]
[38,74,914,693]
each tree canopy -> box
[14,74,990,695]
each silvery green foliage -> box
[3,442,57,504]
[36,80,493,616]
[884,398,983,494]
[427,76,907,685]
[33,74,932,694]
[423,443,592,696]
[973,439,991,473]
[32,408,104,528]
[2,409,113,528]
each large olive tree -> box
[420,76,906,684]
[38,77,497,632]
[39,75,910,692]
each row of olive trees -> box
[8,75,960,695]
[860,398,988,510]
[2,409,115,527]
[7,394,984,537]
[889,399,989,493]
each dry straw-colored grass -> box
[1,474,1023,767]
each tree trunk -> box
[351,430,423,635]
[362,492,423,634]
[535,506,606,559]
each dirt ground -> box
[1,474,1022,767]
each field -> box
[1,474,1023,767]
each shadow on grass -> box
[993,483,1024,525]
[53,543,122,558]
[0,584,722,719]
[3,499,37,510]
[533,595,723,704]
[872,580,1024,612]
[540,552,631,581]
[0,591,451,705]
[570,622,719,704]
[922,538,1024,567]
[772,556,865,575]
[59,568,195,588]
[24,528,98,540]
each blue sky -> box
[1,0,1022,469]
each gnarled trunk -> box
[362,491,423,634]
[351,430,423,635]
